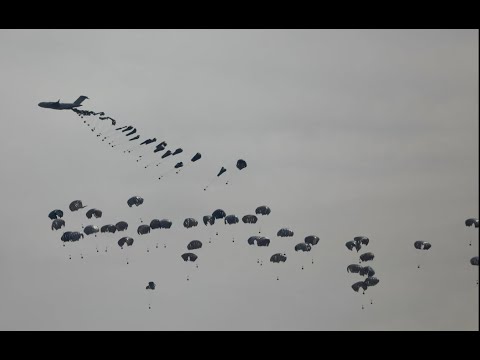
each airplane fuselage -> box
[38,102,82,110]
[38,96,89,110]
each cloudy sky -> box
[0,29,477,330]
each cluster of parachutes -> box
[71,106,251,190]
[345,236,379,309]
[465,218,479,285]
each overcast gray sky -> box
[0,29,478,330]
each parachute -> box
[140,138,157,146]
[212,209,226,219]
[187,240,202,250]
[146,282,156,290]
[51,219,65,231]
[86,208,103,219]
[69,200,87,212]
[181,253,198,262]
[295,243,312,252]
[203,215,215,226]
[364,277,379,287]
[359,266,375,277]
[127,196,144,207]
[359,252,374,262]
[224,215,239,225]
[48,209,63,220]
[115,221,129,231]
[270,253,287,263]
[161,150,172,159]
[347,264,362,273]
[183,218,198,229]
[465,218,479,228]
[137,224,151,235]
[83,225,100,236]
[172,148,183,156]
[61,231,84,242]
[242,215,258,224]
[470,257,479,266]
[154,142,167,152]
[174,162,183,169]
[352,281,368,292]
[305,235,319,246]
[345,240,361,252]
[191,153,201,162]
[354,236,369,246]
[150,219,172,229]
[217,167,227,177]
[414,241,431,250]
[257,237,270,246]
[248,236,270,246]
[118,237,134,249]
[101,224,117,233]
[236,159,247,170]
[277,228,294,237]
[255,206,271,216]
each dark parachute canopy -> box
[48,209,63,220]
[242,215,258,224]
[191,153,201,162]
[181,253,198,262]
[236,159,247,170]
[354,236,369,246]
[212,209,226,219]
[257,237,270,246]
[364,277,379,287]
[465,218,479,228]
[224,215,239,225]
[137,224,151,235]
[140,138,156,145]
[51,219,65,231]
[69,200,87,212]
[84,225,100,236]
[217,167,227,177]
[360,252,375,262]
[161,150,172,159]
[127,196,144,207]
[255,205,271,216]
[414,241,431,250]
[295,243,312,252]
[470,256,479,266]
[118,237,134,248]
[174,162,183,169]
[203,215,215,226]
[360,266,375,277]
[345,240,361,252]
[352,281,368,292]
[347,264,362,273]
[172,148,183,156]
[305,235,320,246]
[187,240,203,250]
[61,231,84,242]
[154,141,167,152]
[248,236,270,246]
[101,224,117,233]
[247,236,260,245]
[270,253,287,263]
[150,219,172,229]
[277,228,294,237]
[86,208,103,219]
[183,218,198,228]
[146,282,156,290]
[115,221,129,231]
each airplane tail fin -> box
[73,96,89,106]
